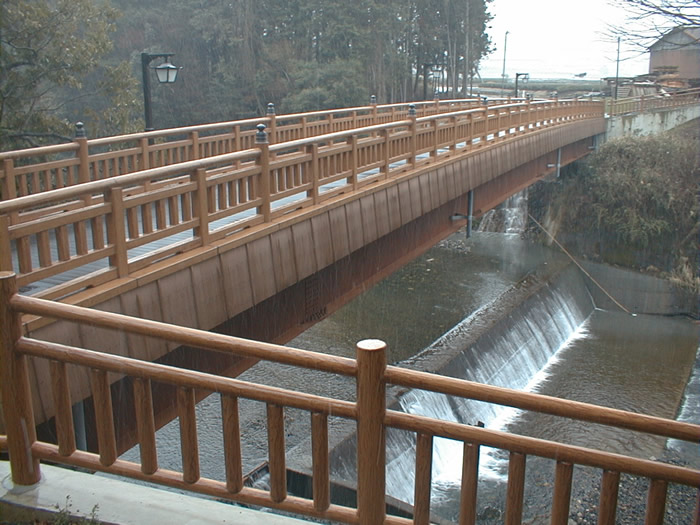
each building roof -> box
[649,26,700,51]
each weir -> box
[321,264,596,507]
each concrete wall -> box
[606,105,700,139]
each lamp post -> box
[500,31,509,96]
[514,73,529,98]
[141,52,181,132]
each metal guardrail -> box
[604,88,700,116]
[0,272,698,524]
[0,99,602,301]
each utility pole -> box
[501,31,509,96]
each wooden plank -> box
[373,190,391,239]
[311,213,334,270]
[344,200,364,253]
[291,220,317,281]
[158,270,198,329]
[360,195,378,244]
[246,236,277,304]
[78,297,128,356]
[220,245,254,318]
[385,184,402,231]
[327,206,350,260]
[119,282,170,361]
[408,177,423,221]
[269,228,298,292]
[189,257,228,329]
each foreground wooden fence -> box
[1,272,698,524]
[0,99,601,301]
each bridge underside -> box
[29,120,604,453]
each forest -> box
[0,0,492,150]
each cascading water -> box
[330,268,595,506]
[477,188,529,233]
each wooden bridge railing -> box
[605,87,700,116]
[1,272,698,525]
[0,98,492,202]
[0,99,603,301]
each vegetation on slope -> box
[533,124,699,291]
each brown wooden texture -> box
[598,470,620,525]
[90,368,117,466]
[267,403,287,503]
[459,442,480,525]
[356,339,387,525]
[133,377,158,475]
[551,461,574,524]
[221,394,243,493]
[505,452,526,525]
[49,360,76,456]
[644,479,668,525]
[311,412,330,511]
[177,386,200,484]
[413,432,433,525]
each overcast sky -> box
[478,0,652,80]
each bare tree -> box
[608,0,700,48]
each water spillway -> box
[329,264,596,505]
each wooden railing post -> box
[408,104,417,167]
[104,186,128,278]
[256,124,271,222]
[356,339,387,525]
[192,168,210,246]
[0,272,40,486]
[308,143,320,205]
[267,103,277,144]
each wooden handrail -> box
[0,272,698,524]
[0,99,604,300]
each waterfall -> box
[367,270,594,505]
[478,189,529,233]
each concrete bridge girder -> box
[27,119,606,453]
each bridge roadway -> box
[1,98,607,452]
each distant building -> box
[648,26,700,87]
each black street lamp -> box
[141,52,181,132]
[514,72,529,98]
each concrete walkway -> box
[0,462,313,524]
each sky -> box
[478,0,652,80]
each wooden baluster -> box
[504,451,526,525]
[139,137,151,171]
[414,432,433,525]
[0,272,40,485]
[309,143,320,205]
[222,394,243,493]
[104,186,128,277]
[133,377,157,475]
[178,386,200,484]
[37,231,51,268]
[644,479,667,525]
[189,130,200,160]
[50,360,76,456]
[90,369,117,466]
[381,128,391,179]
[459,442,480,525]
[356,339,387,525]
[551,461,574,525]
[0,216,12,271]
[1,159,19,224]
[311,412,330,511]
[267,403,286,503]
[192,168,210,246]
[74,220,88,256]
[256,124,271,222]
[597,470,620,525]
[56,225,70,262]
[350,135,359,191]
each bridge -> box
[1,92,699,524]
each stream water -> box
[120,229,699,521]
